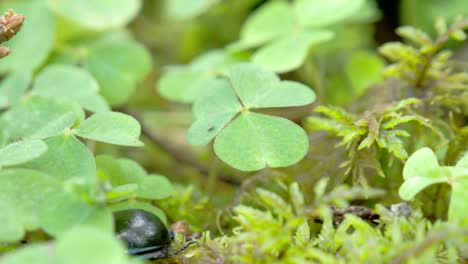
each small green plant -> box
[157,0,379,103]
[399,147,468,221]
[187,181,468,263]
[306,98,441,181]
[1,1,468,263]
[187,63,315,171]
[379,16,468,114]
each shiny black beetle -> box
[113,209,174,259]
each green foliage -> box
[155,184,211,231]
[399,147,468,221]
[188,63,315,171]
[1,1,467,263]
[188,182,468,263]
[157,0,379,104]
[378,17,468,114]
[306,98,440,180]
[0,0,151,106]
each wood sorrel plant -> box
[187,63,315,171]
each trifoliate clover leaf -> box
[187,63,315,171]
[33,65,109,113]
[75,112,143,147]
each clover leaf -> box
[399,147,468,221]
[230,0,334,73]
[187,63,315,171]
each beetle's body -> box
[113,209,172,259]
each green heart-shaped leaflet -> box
[399,148,446,201]
[187,63,315,171]
[230,0,334,73]
[399,148,468,221]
